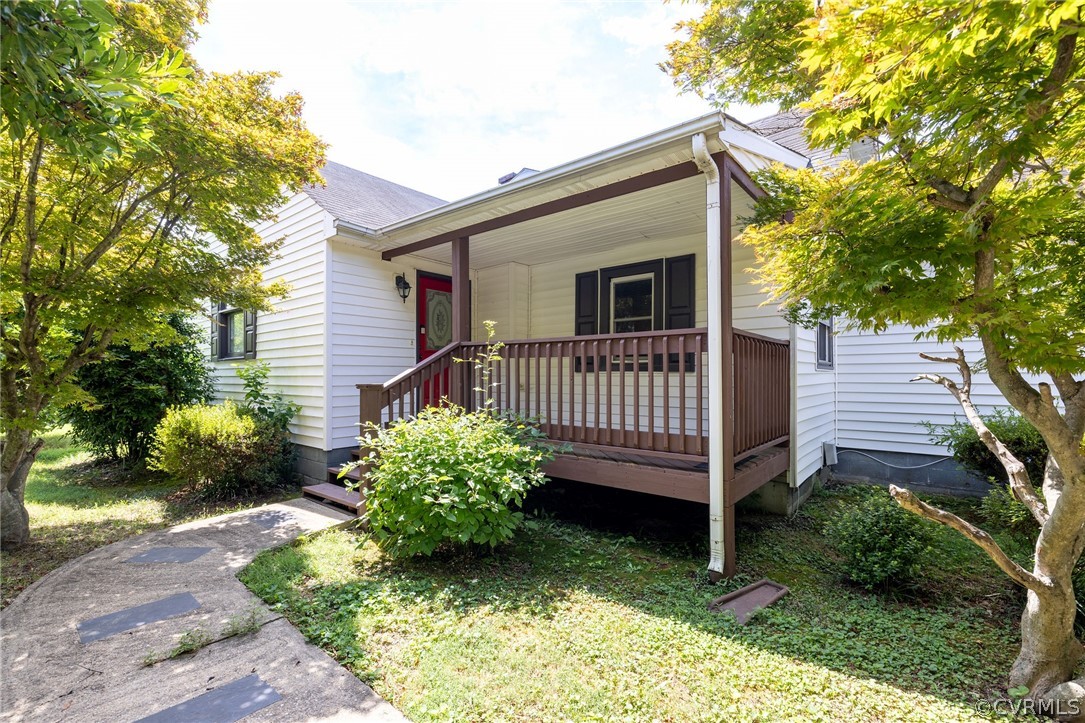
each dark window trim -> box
[574,255,696,373]
[212,304,256,361]
[598,259,665,334]
[816,317,834,371]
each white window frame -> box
[609,272,655,334]
[816,317,835,371]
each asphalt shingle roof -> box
[747,110,841,168]
[304,161,445,229]
[747,110,878,169]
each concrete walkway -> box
[1,498,406,722]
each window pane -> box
[229,312,245,356]
[613,278,653,319]
[614,318,653,334]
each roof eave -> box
[374,111,731,237]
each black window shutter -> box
[243,310,257,359]
[574,271,598,336]
[210,302,224,359]
[664,254,696,329]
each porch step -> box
[329,464,363,484]
[301,482,361,513]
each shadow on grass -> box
[1,432,299,608]
[245,480,1023,709]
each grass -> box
[143,605,266,666]
[241,481,1029,722]
[1,429,293,608]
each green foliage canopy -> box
[1,0,189,161]
[1,2,326,437]
[667,0,1085,377]
[61,313,215,464]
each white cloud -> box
[193,0,764,201]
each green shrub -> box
[355,404,553,558]
[826,491,934,590]
[975,486,1085,633]
[926,409,1048,484]
[236,361,300,431]
[979,484,1036,536]
[61,314,215,464]
[149,400,294,500]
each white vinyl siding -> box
[209,192,328,449]
[326,240,452,449]
[835,325,1038,456]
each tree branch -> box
[913,346,1050,526]
[889,485,1048,592]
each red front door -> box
[417,273,453,405]
[417,273,453,360]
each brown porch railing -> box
[733,329,790,459]
[356,342,470,428]
[462,328,709,456]
[357,327,789,461]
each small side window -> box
[816,318,834,370]
[212,305,257,360]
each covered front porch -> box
[307,114,806,577]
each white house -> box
[210,111,1018,576]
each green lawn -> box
[242,483,1027,722]
[1,429,291,608]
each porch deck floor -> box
[543,442,788,505]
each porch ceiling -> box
[408,176,757,269]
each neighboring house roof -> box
[746,110,836,168]
[304,161,445,229]
[746,110,879,168]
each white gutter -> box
[692,132,726,577]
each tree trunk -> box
[1012,582,1082,694]
[1,429,44,549]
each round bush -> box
[150,401,294,500]
[826,491,934,590]
[62,314,215,464]
[358,404,552,558]
[927,409,1048,484]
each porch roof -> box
[330,112,809,262]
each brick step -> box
[301,482,361,513]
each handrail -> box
[371,341,464,392]
[358,327,790,461]
[460,327,709,348]
[733,330,790,460]
[733,327,792,346]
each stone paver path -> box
[1,498,406,722]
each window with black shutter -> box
[573,254,695,371]
[212,304,257,360]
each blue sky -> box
[193,1,771,201]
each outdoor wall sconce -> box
[395,273,412,303]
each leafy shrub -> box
[61,314,215,464]
[355,404,553,558]
[979,484,1036,536]
[926,409,1048,484]
[236,361,300,431]
[975,486,1085,633]
[826,491,934,590]
[150,401,294,499]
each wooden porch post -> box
[719,157,737,579]
[451,236,470,406]
[355,383,383,518]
